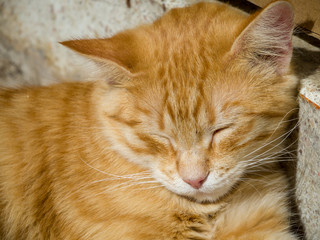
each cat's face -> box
[103,67,295,202]
[63,2,297,202]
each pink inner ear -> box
[231,1,294,75]
[267,1,293,22]
[266,2,294,37]
[261,2,294,74]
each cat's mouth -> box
[154,165,244,203]
[185,174,239,203]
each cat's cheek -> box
[101,125,158,167]
[202,163,245,201]
[106,137,156,168]
[152,168,194,195]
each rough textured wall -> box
[0,0,320,239]
[297,97,320,240]
[0,0,163,86]
[0,0,216,87]
[295,37,320,239]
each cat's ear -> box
[230,1,294,75]
[60,32,140,83]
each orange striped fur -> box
[0,1,299,239]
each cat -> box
[0,1,300,239]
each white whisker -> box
[244,123,299,167]
[243,117,299,160]
[79,155,151,179]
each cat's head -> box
[62,1,297,202]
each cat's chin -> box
[157,176,238,203]
[176,182,235,203]
[193,188,231,203]
[193,173,242,203]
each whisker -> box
[132,184,165,191]
[98,180,162,195]
[243,118,299,160]
[79,155,151,179]
[268,108,299,138]
[245,159,295,170]
[246,150,297,165]
[245,158,295,168]
[244,124,299,166]
[237,179,263,197]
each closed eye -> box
[211,126,232,145]
[150,133,177,150]
[213,127,228,136]
[149,133,172,144]
[149,133,169,140]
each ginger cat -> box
[0,1,300,239]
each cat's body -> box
[0,2,299,239]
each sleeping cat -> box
[0,1,299,239]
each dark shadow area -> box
[294,26,320,49]
[299,20,315,32]
[217,0,258,13]
[281,115,305,240]
[292,47,320,79]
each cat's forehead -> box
[133,77,227,138]
[151,4,246,53]
[138,3,248,82]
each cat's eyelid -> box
[150,132,167,138]
[149,132,177,148]
[212,123,233,133]
[149,133,171,141]
[210,124,233,146]
[210,124,234,138]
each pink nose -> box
[183,175,208,189]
